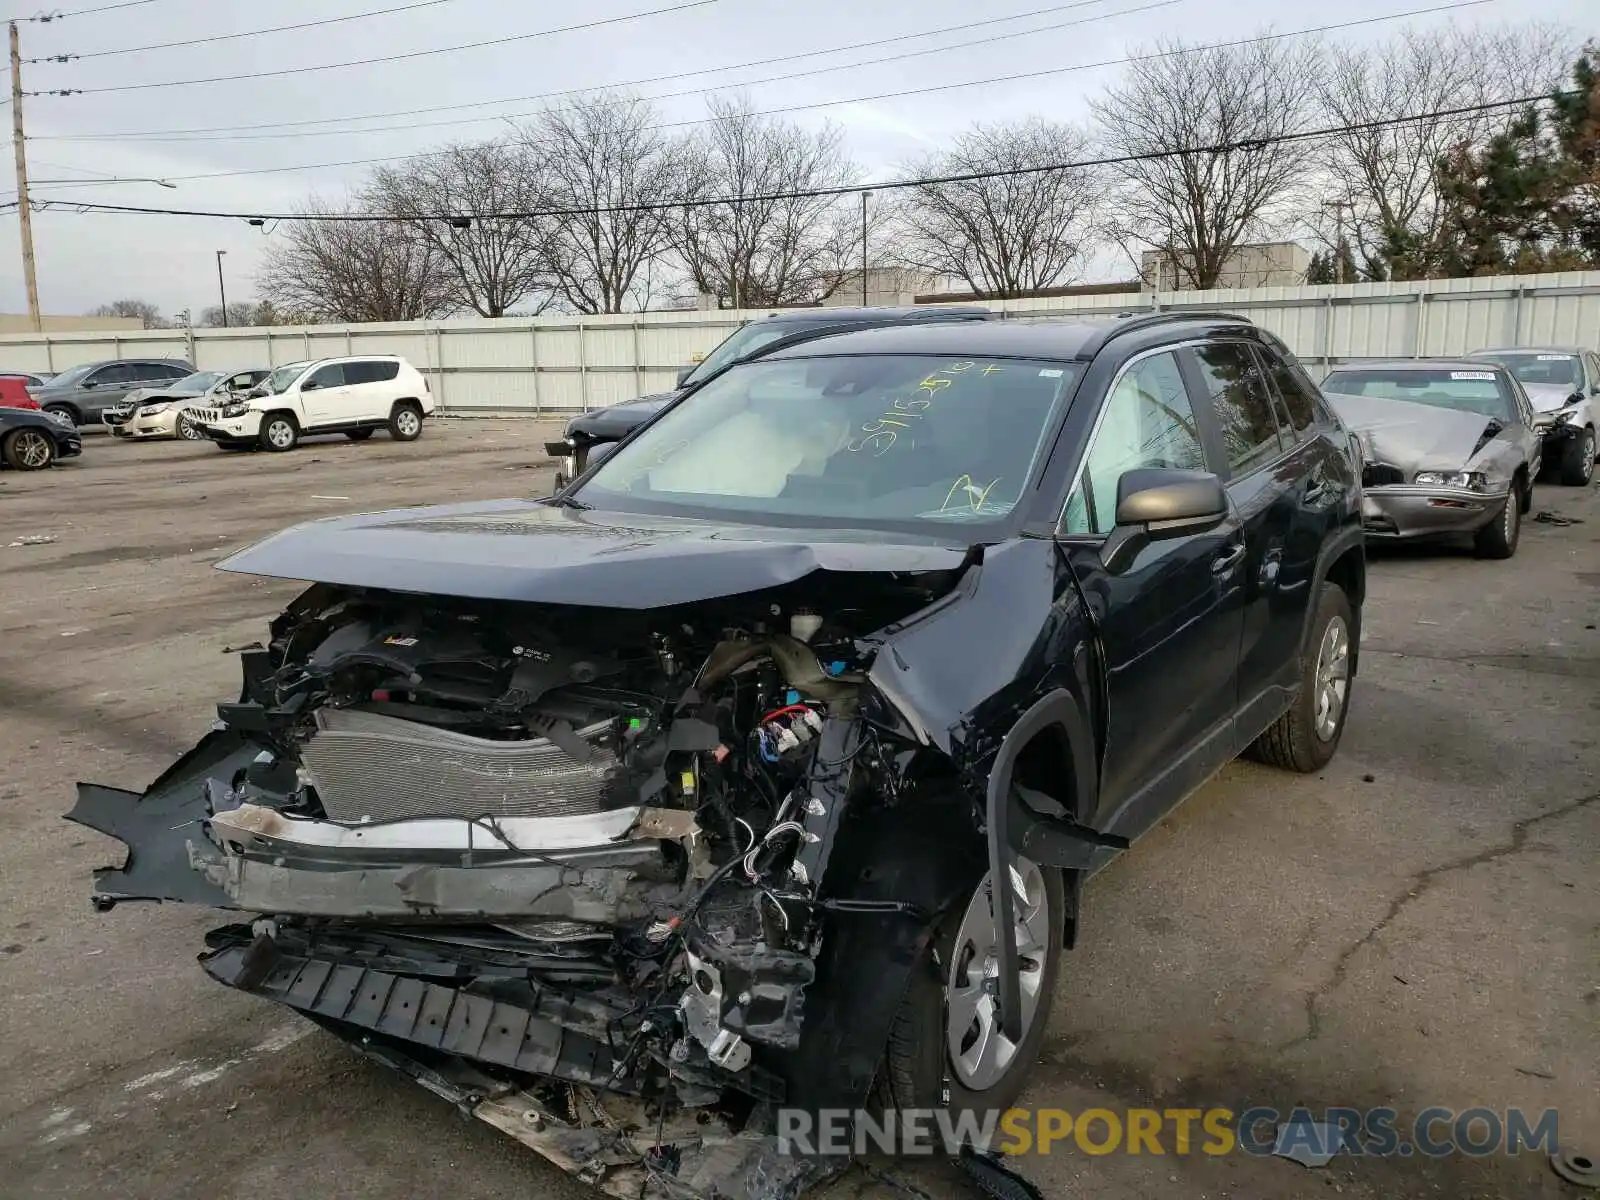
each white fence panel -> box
[4,270,1597,411]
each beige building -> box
[0,313,143,334]
[1139,242,1312,292]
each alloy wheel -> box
[12,429,52,468]
[945,858,1050,1091]
[1313,616,1351,742]
[178,416,203,441]
[395,409,421,437]
[266,420,294,449]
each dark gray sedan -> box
[1320,360,1541,559]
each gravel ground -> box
[1,418,1595,1200]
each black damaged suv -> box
[73,311,1363,1200]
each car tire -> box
[1558,426,1595,486]
[1474,489,1521,560]
[345,429,375,441]
[2,427,56,470]
[259,413,299,452]
[1248,583,1355,774]
[388,402,423,442]
[874,858,1066,1124]
[177,415,204,441]
[42,402,78,426]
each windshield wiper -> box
[551,492,590,510]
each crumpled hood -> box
[564,392,677,439]
[216,499,973,607]
[1326,392,1506,471]
[1521,382,1582,414]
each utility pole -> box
[9,21,41,333]
[215,249,228,326]
[860,190,872,307]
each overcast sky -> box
[0,0,1590,320]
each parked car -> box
[0,377,42,410]
[104,368,272,442]
[545,305,996,488]
[0,369,54,391]
[1320,360,1540,559]
[70,311,1363,1200]
[1,404,82,470]
[1465,345,1600,486]
[186,355,434,452]
[30,358,195,426]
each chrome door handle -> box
[1212,542,1247,574]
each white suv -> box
[188,355,435,452]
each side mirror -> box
[1100,468,1229,574]
[675,366,695,387]
[300,378,320,392]
[80,378,100,390]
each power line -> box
[41,0,1181,145]
[32,0,728,94]
[18,0,162,19]
[23,93,1566,224]
[47,0,1494,185]
[37,0,1140,142]
[27,0,463,62]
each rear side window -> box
[1259,346,1320,438]
[344,360,400,385]
[307,363,346,388]
[1191,342,1284,475]
[151,363,190,380]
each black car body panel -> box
[215,500,974,607]
[0,405,83,465]
[546,306,996,485]
[69,311,1364,1200]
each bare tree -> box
[87,299,166,328]
[371,139,553,317]
[518,95,692,314]
[258,194,457,323]
[1092,36,1323,290]
[199,301,263,328]
[673,94,863,307]
[892,119,1104,297]
[1314,24,1575,280]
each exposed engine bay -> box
[72,568,997,1198]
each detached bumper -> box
[1361,485,1507,538]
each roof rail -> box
[1077,309,1254,358]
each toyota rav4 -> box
[71,312,1364,1200]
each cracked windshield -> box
[577,355,1081,524]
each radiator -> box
[299,707,620,823]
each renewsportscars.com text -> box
[775,1106,1561,1158]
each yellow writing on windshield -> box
[847,363,1004,456]
[940,474,1003,513]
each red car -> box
[0,377,42,410]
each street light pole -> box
[215,250,228,327]
[860,190,872,307]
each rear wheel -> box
[3,427,56,470]
[389,402,423,441]
[1474,487,1521,559]
[1248,584,1354,773]
[344,428,374,441]
[876,859,1064,1123]
[259,413,298,452]
[1558,426,1595,486]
